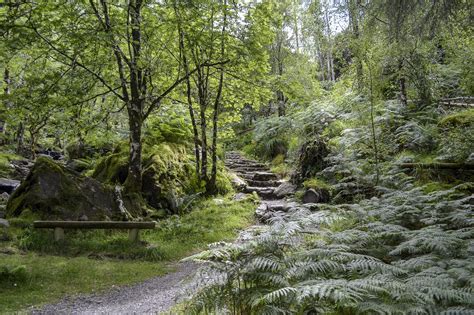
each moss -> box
[303,177,332,191]
[271,154,285,166]
[421,181,455,193]
[0,152,24,177]
[439,109,474,127]
[215,168,233,195]
[395,150,437,163]
[92,152,128,183]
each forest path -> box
[31,262,199,315]
[32,152,283,315]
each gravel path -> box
[32,262,200,315]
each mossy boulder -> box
[93,142,197,214]
[6,157,142,220]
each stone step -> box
[246,179,281,187]
[231,167,269,173]
[226,163,267,169]
[253,172,278,181]
[244,186,277,200]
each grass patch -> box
[1,196,256,312]
[0,254,169,313]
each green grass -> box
[0,254,170,313]
[0,196,257,312]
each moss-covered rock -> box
[439,109,474,127]
[6,157,142,220]
[92,142,197,214]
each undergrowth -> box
[185,180,474,314]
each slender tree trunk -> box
[368,63,380,185]
[208,0,227,194]
[277,90,285,116]
[176,8,201,179]
[398,59,408,107]
[2,68,10,137]
[16,122,24,154]
[200,105,208,182]
[349,0,363,91]
[125,103,143,191]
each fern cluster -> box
[184,182,474,314]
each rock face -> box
[274,181,297,198]
[0,178,20,194]
[302,188,330,204]
[6,157,139,220]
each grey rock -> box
[0,218,9,228]
[302,188,330,204]
[253,172,278,181]
[233,193,248,201]
[0,178,20,194]
[274,182,297,198]
[466,153,474,163]
[6,157,138,220]
[0,210,5,218]
[229,172,247,191]
[255,203,268,220]
[0,192,10,202]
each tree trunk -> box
[398,59,408,107]
[16,122,24,154]
[125,104,143,192]
[200,106,208,183]
[349,0,363,91]
[208,0,227,195]
[277,90,285,117]
[2,68,10,137]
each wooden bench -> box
[33,221,156,242]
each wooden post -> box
[54,227,64,241]
[128,228,139,243]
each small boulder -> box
[233,193,248,201]
[229,172,247,191]
[302,188,330,204]
[255,203,269,221]
[274,182,297,198]
[0,218,9,228]
[0,178,20,194]
[0,192,10,203]
[6,157,140,220]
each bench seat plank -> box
[33,221,155,229]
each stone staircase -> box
[225,151,312,223]
[225,151,282,200]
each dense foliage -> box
[0,0,473,313]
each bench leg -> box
[54,227,64,241]
[129,229,140,242]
